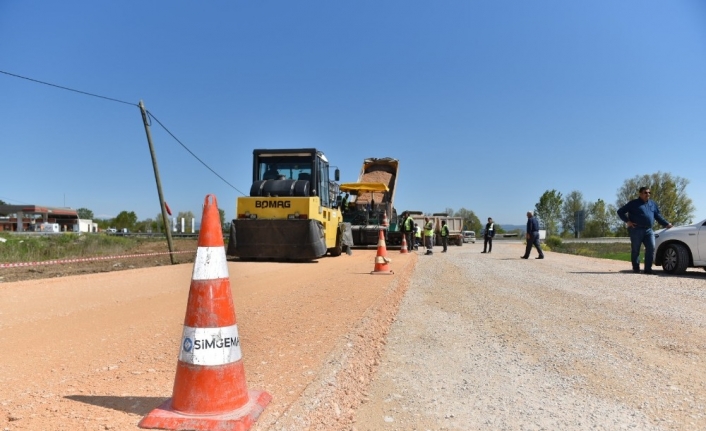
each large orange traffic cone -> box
[139,194,271,431]
[371,229,394,275]
[400,233,409,254]
[381,210,389,227]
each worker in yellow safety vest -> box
[424,217,434,255]
[403,212,415,252]
[440,220,449,253]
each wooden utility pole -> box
[138,100,176,264]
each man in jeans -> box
[521,211,544,260]
[617,187,672,274]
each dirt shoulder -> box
[0,248,417,431]
[0,239,198,283]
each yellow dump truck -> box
[341,157,400,246]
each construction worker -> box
[340,193,349,212]
[403,212,415,252]
[424,217,434,255]
[414,223,421,250]
[440,220,449,253]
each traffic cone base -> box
[138,390,272,431]
[371,229,394,275]
[139,195,271,431]
[400,234,409,254]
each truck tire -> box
[328,227,343,257]
[661,243,689,274]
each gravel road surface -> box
[354,243,706,431]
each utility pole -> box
[138,100,175,264]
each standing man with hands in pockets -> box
[617,187,672,274]
[481,217,495,253]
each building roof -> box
[0,205,78,218]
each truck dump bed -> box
[431,213,464,247]
[343,157,400,246]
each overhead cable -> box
[1,69,244,195]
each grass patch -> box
[0,233,157,263]
[551,242,632,262]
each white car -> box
[462,231,476,244]
[654,218,706,274]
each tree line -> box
[533,172,694,238]
[433,171,694,239]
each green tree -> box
[219,208,226,231]
[176,211,195,221]
[534,190,563,236]
[0,199,6,205]
[453,207,481,233]
[615,172,694,226]
[113,211,138,230]
[76,207,94,220]
[134,218,157,233]
[153,213,167,233]
[583,199,612,237]
[560,190,586,238]
[92,218,111,230]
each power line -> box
[1,69,245,196]
[0,69,137,106]
[147,111,246,196]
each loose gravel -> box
[353,242,706,431]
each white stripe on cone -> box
[192,246,229,280]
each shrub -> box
[545,235,562,249]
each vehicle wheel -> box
[661,243,689,274]
[328,228,343,257]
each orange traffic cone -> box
[381,210,389,227]
[371,229,394,275]
[400,233,409,254]
[139,194,271,431]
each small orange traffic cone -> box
[381,210,389,227]
[371,229,394,275]
[400,233,409,254]
[139,194,271,431]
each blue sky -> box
[1,1,705,227]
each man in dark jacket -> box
[521,211,544,259]
[617,187,672,274]
[481,217,495,253]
